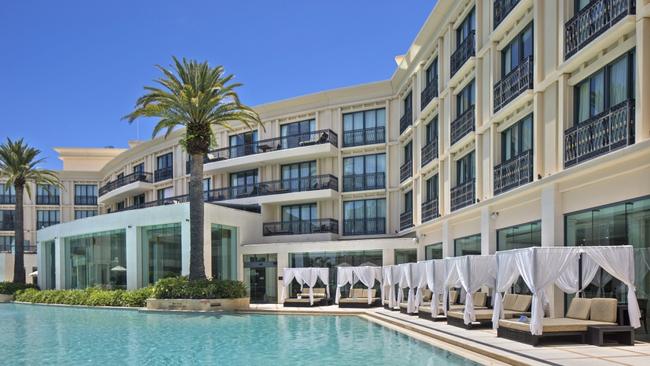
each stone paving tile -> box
[551,358,624,366]
[567,347,641,358]
[602,355,650,366]
[523,348,591,360]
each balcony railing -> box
[343,217,386,236]
[342,127,385,147]
[494,56,533,112]
[99,172,153,196]
[154,167,173,182]
[206,129,338,161]
[37,220,59,230]
[565,0,635,59]
[205,174,339,202]
[400,210,413,231]
[420,78,438,111]
[343,173,385,192]
[451,180,476,211]
[186,155,210,174]
[564,99,635,168]
[263,219,338,236]
[494,0,521,29]
[74,196,98,206]
[451,106,475,146]
[451,30,475,77]
[400,161,412,183]
[400,108,413,134]
[0,221,14,231]
[422,198,440,223]
[0,194,16,204]
[421,139,438,167]
[116,194,189,213]
[494,150,534,195]
[35,195,60,205]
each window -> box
[403,92,412,116]
[395,249,417,264]
[454,234,481,256]
[502,24,533,76]
[0,183,16,204]
[281,161,316,191]
[343,153,386,191]
[425,58,438,88]
[497,221,541,251]
[203,177,211,192]
[456,80,475,116]
[133,193,146,207]
[65,229,126,289]
[133,163,145,174]
[343,198,386,235]
[74,210,97,220]
[282,203,317,223]
[212,224,238,281]
[0,236,14,252]
[456,8,475,46]
[141,223,182,285]
[0,210,14,231]
[155,152,173,181]
[425,175,439,202]
[425,243,443,260]
[281,119,315,149]
[575,51,635,124]
[36,184,60,205]
[403,141,413,164]
[230,170,258,198]
[37,210,60,229]
[501,115,533,162]
[425,116,438,145]
[229,131,258,157]
[157,187,174,201]
[456,151,475,186]
[342,108,386,147]
[575,0,591,12]
[74,184,97,205]
[403,190,413,213]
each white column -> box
[480,206,496,255]
[54,237,64,289]
[181,219,191,276]
[276,249,289,304]
[36,241,46,289]
[125,225,139,290]
[636,18,650,142]
[442,220,453,257]
[383,248,395,266]
[541,183,564,317]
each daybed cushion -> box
[498,318,615,333]
[448,310,493,321]
[449,290,458,304]
[339,297,380,304]
[421,289,433,302]
[448,304,487,311]
[590,298,617,323]
[566,298,592,320]
[473,292,487,307]
[349,288,376,298]
[502,294,518,310]
[511,295,532,312]
[284,298,312,304]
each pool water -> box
[0,304,478,365]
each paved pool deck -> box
[246,304,650,366]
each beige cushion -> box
[449,304,488,311]
[499,317,615,333]
[421,288,433,302]
[340,297,380,304]
[449,290,459,304]
[349,288,376,299]
[350,288,363,298]
[566,298,592,320]
[511,295,532,312]
[503,294,518,311]
[473,292,487,307]
[418,306,432,313]
[590,298,617,323]
[284,298,310,303]
[449,309,494,320]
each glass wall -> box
[425,243,443,260]
[211,224,237,280]
[497,221,541,251]
[243,254,277,304]
[141,223,182,285]
[64,229,126,289]
[395,249,416,264]
[454,234,481,256]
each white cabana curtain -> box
[397,263,417,312]
[335,266,382,304]
[415,261,429,308]
[280,268,330,305]
[456,255,497,324]
[491,252,521,328]
[382,266,394,306]
[442,258,461,316]
[432,259,446,316]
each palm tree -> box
[0,138,61,284]
[125,57,262,280]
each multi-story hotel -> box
[2,0,649,310]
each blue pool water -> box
[0,304,478,365]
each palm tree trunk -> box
[13,184,26,284]
[189,153,206,280]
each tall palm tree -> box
[0,138,61,284]
[125,57,262,280]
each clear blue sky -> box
[0,0,435,169]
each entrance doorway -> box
[243,254,277,304]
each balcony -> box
[451,106,475,146]
[494,150,533,195]
[99,172,153,196]
[36,195,60,205]
[422,198,440,223]
[565,0,635,60]
[343,217,386,236]
[154,167,173,182]
[0,194,16,204]
[400,211,413,231]
[494,56,533,113]
[263,219,338,236]
[420,78,438,111]
[37,220,59,230]
[421,140,438,167]
[74,196,98,206]
[400,108,413,135]
[564,99,635,168]
[450,31,475,78]
[494,0,521,29]
[0,221,14,231]
[343,173,385,192]
[116,194,188,213]
[400,161,412,183]
[342,127,385,147]
[451,180,475,211]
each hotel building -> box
[2,0,649,314]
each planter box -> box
[0,294,14,303]
[146,297,249,312]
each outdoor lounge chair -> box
[339,288,381,308]
[448,291,488,311]
[447,294,532,329]
[399,288,432,314]
[497,297,620,346]
[283,288,328,307]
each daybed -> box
[447,293,531,329]
[339,288,382,308]
[284,288,329,307]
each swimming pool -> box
[0,304,478,365]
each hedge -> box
[0,282,38,295]
[151,277,247,299]
[15,287,153,307]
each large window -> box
[64,229,126,289]
[456,8,475,47]
[0,236,13,252]
[141,223,182,285]
[501,115,533,162]
[0,183,16,204]
[403,190,413,214]
[342,108,386,147]
[157,187,174,201]
[575,50,635,124]
[281,161,316,191]
[395,249,417,264]
[74,184,97,205]
[425,243,443,260]
[36,184,60,205]
[0,210,14,231]
[454,234,481,256]
[343,198,386,235]
[425,117,438,145]
[282,203,317,223]
[343,153,386,192]
[155,152,173,181]
[133,162,145,174]
[281,119,315,149]
[502,24,533,76]
[229,130,258,157]
[425,59,438,89]
[456,80,475,116]
[37,210,59,229]
[425,175,439,202]
[230,169,258,197]
[497,221,541,251]
[211,224,237,281]
[403,141,413,164]
[456,151,475,186]
[74,210,97,220]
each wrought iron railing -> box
[422,198,440,223]
[205,174,339,202]
[564,99,635,167]
[494,0,521,29]
[400,211,413,231]
[451,106,475,145]
[494,56,533,112]
[263,219,338,236]
[400,161,413,183]
[451,30,475,77]
[494,150,534,195]
[154,167,173,182]
[99,172,153,196]
[343,218,386,236]
[205,129,338,162]
[451,180,475,211]
[565,0,635,59]
[343,173,385,192]
[116,194,189,213]
[0,194,16,204]
[421,139,438,167]
[400,108,412,134]
[420,78,438,111]
[342,127,385,147]
[74,196,98,205]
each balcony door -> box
[281,119,315,149]
[502,24,533,77]
[281,161,316,192]
[501,115,533,163]
[281,203,317,234]
[456,151,475,186]
[229,131,258,158]
[230,170,258,198]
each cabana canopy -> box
[280,267,330,305]
[444,255,496,324]
[492,246,641,335]
[335,266,382,304]
[382,265,400,308]
[414,259,446,316]
[397,263,418,313]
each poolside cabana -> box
[280,268,330,307]
[382,265,400,310]
[397,262,419,314]
[494,246,641,346]
[415,259,447,321]
[335,266,382,308]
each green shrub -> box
[0,282,38,295]
[14,286,154,307]
[152,276,247,299]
